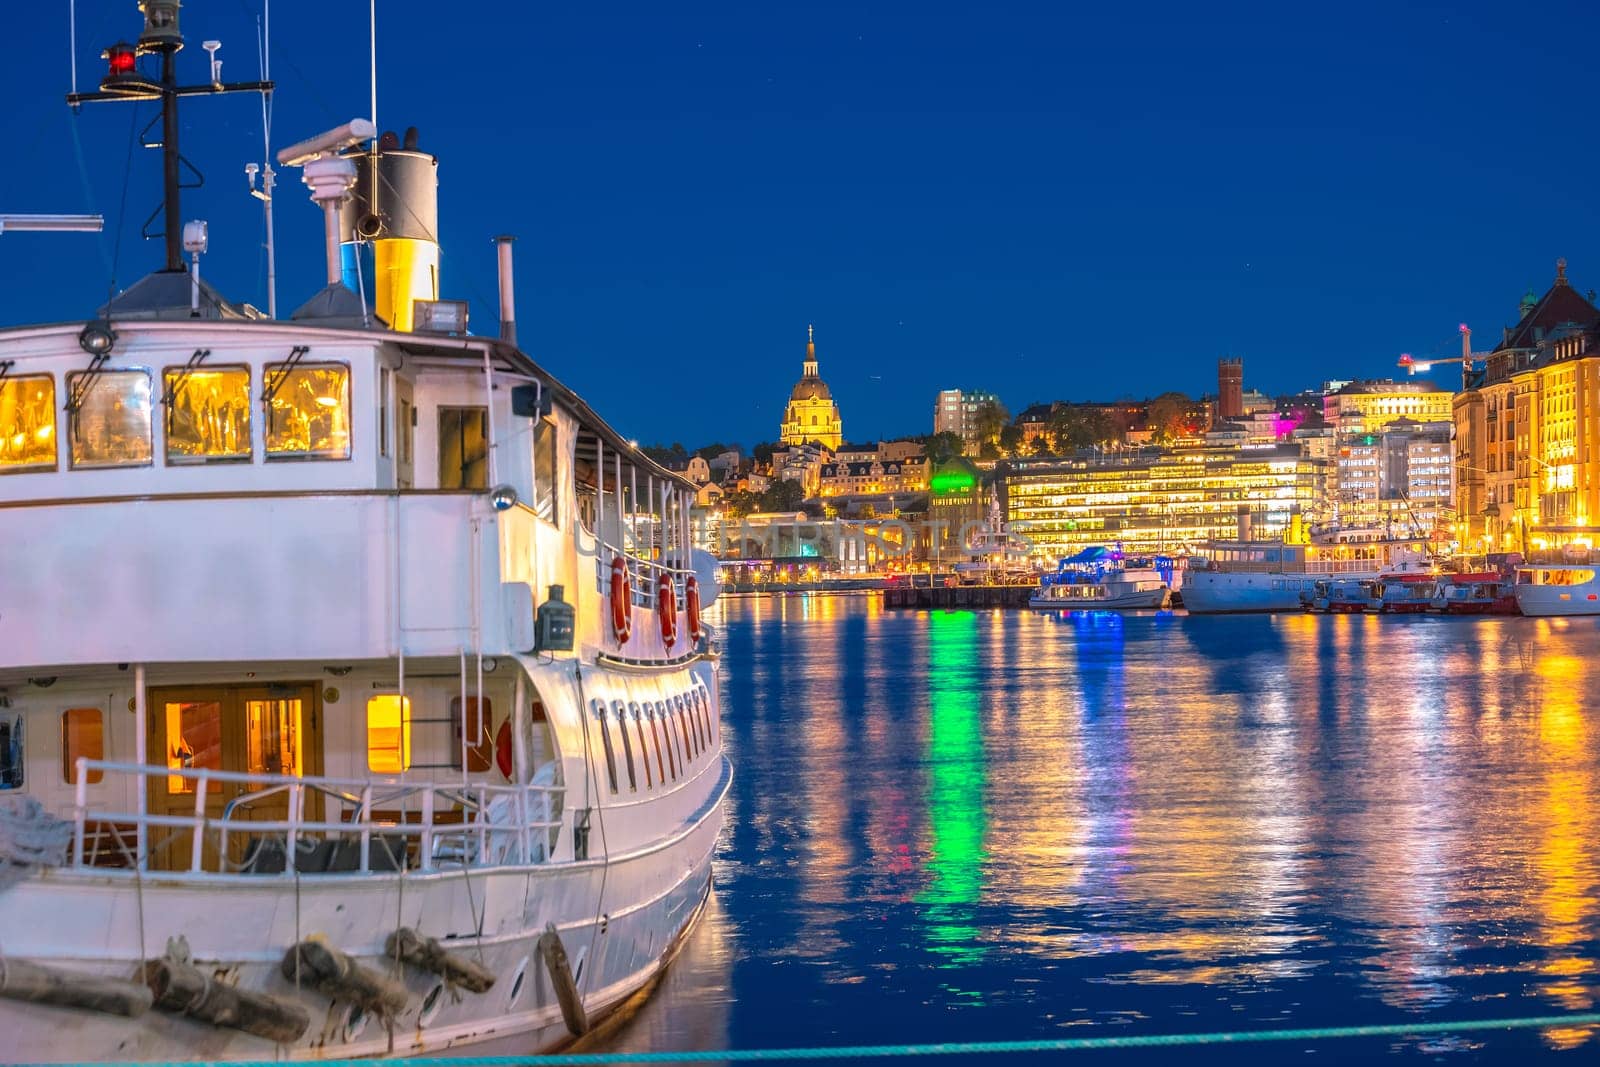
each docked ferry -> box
[0,4,726,1061]
[1182,526,1434,614]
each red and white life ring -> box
[610,554,632,643]
[685,575,703,645]
[657,570,678,650]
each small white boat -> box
[1029,548,1170,610]
[1513,564,1600,616]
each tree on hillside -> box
[972,399,1010,452]
[1147,392,1195,443]
[695,442,737,460]
[751,441,780,465]
[1051,405,1117,451]
[998,423,1024,456]
[761,479,806,512]
[920,431,966,466]
[1029,434,1052,457]
[641,442,688,465]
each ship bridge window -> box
[164,365,251,463]
[0,373,56,473]
[68,369,152,469]
[367,694,412,772]
[61,708,104,784]
[439,406,488,489]
[533,417,559,526]
[264,362,350,460]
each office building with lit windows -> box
[1001,444,1328,561]
[1334,418,1453,534]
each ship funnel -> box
[339,129,439,332]
[1236,505,1253,542]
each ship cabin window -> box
[68,368,153,469]
[367,694,412,773]
[0,715,21,789]
[164,365,252,464]
[450,696,493,772]
[0,373,57,473]
[533,418,559,526]
[264,362,350,460]
[61,708,104,784]
[439,406,489,489]
[379,368,391,458]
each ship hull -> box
[1029,588,1169,611]
[1179,571,1315,614]
[0,758,729,1063]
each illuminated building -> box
[1454,261,1600,552]
[779,326,843,449]
[933,388,1000,450]
[926,457,987,558]
[1324,379,1453,436]
[1514,320,1600,550]
[1334,418,1454,534]
[1002,444,1327,560]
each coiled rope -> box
[25,1009,1600,1066]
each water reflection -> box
[591,597,1600,1063]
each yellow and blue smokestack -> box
[339,127,439,332]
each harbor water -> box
[592,594,1600,1064]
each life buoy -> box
[685,575,703,645]
[609,554,632,643]
[494,719,514,780]
[657,570,678,650]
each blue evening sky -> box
[3,1,1597,447]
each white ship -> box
[1513,563,1600,616]
[0,4,727,1061]
[1182,525,1434,614]
[1028,547,1171,610]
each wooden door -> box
[147,684,322,871]
[396,376,415,489]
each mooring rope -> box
[36,1009,1600,1067]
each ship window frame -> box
[262,360,352,462]
[66,366,154,470]
[0,371,58,474]
[161,362,254,465]
[366,693,412,773]
[61,707,105,784]
[438,405,489,490]
[533,416,559,526]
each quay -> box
[883,584,1035,609]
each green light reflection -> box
[917,610,987,967]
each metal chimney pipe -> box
[495,235,517,346]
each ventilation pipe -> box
[495,235,517,346]
[1237,505,1253,542]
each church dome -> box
[790,377,832,402]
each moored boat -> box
[1431,572,1518,615]
[1309,578,1382,613]
[1183,523,1434,615]
[1028,547,1171,610]
[1378,573,1438,614]
[1512,564,1600,617]
[0,4,727,1061]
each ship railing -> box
[69,759,565,877]
[596,536,697,607]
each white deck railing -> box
[71,759,565,876]
[597,537,696,608]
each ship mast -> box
[66,1,272,274]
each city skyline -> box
[3,4,1599,447]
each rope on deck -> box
[34,1009,1600,1066]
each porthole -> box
[419,981,446,1026]
[507,956,529,1009]
[343,1003,369,1042]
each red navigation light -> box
[105,43,138,76]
